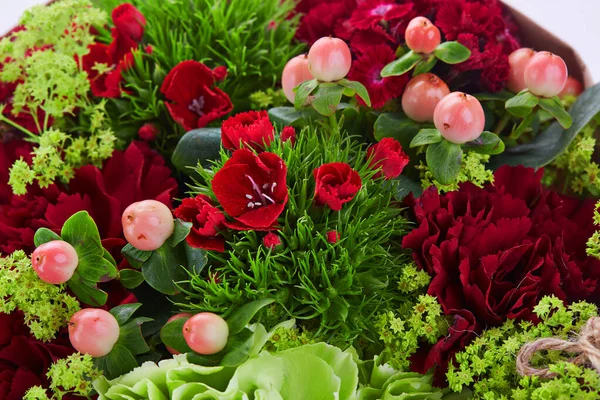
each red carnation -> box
[161,61,233,131]
[348,0,413,32]
[280,126,296,145]
[138,123,159,141]
[326,230,340,244]
[313,163,362,211]
[435,0,503,41]
[173,195,226,252]
[403,165,600,377]
[348,45,408,109]
[111,3,146,42]
[263,232,282,250]
[366,138,409,180]
[212,149,288,230]
[296,0,356,46]
[221,111,274,152]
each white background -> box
[2,0,599,82]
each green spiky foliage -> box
[90,0,303,153]
[177,125,410,346]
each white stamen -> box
[247,202,255,208]
[262,183,269,189]
[245,194,253,199]
[262,193,275,204]
[254,202,262,206]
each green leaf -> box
[33,228,61,247]
[160,317,192,354]
[141,241,187,295]
[67,278,107,307]
[170,219,192,247]
[337,79,371,107]
[433,41,471,64]
[219,328,255,366]
[413,55,438,75]
[426,140,463,185]
[538,97,573,129]
[410,128,442,148]
[226,298,276,335]
[171,128,222,174]
[121,243,152,269]
[392,175,423,200]
[463,131,505,155]
[490,82,600,169]
[117,317,153,355]
[77,254,118,282]
[294,79,319,110]
[474,91,513,102]
[373,112,424,147]
[120,269,145,289]
[104,344,138,380]
[110,303,142,325]
[61,211,103,259]
[185,243,208,275]
[381,50,422,77]
[102,248,117,267]
[505,91,539,118]
[311,83,345,116]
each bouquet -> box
[2,0,600,399]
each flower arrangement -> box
[1,0,600,399]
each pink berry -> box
[405,17,441,54]
[68,309,120,357]
[183,312,229,355]
[282,54,314,103]
[31,240,78,284]
[507,48,535,93]
[122,200,174,251]
[307,37,352,82]
[433,92,485,144]
[402,73,450,122]
[166,313,193,355]
[524,51,568,98]
[559,76,583,98]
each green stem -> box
[493,113,510,135]
[0,114,39,141]
[329,113,339,136]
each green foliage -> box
[250,88,288,110]
[418,152,494,193]
[587,201,600,259]
[446,296,599,399]
[513,362,600,399]
[178,126,409,345]
[263,325,316,352]
[0,250,80,342]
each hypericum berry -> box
[405,17,441,54]
[68,309,120,357]
[433,92,485,144]
[507,48,535,93]
[307,36,352,82]
[166,313,193,355]
[282,54,314,103]
[402,73,450,122]
[31,240,78,284]
[524,51,568,98]
[559,76,583,98]
[183,312,229,355]
[122,200,174,251]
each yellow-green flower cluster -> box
[0,251,80,342]
[587,201,600,259]
[419,152,494,193]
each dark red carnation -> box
[403,165,600,377]
[262,232,282,250]
[138,123,159,141]
[161,61,232,131]
[280,126,296,145]
[435,0,503,41]
[111,3,146,42]
[221,111,274,152]
[174,195,226,252]
[366,138,409,179]
[326,230,340,244]
[212,149,288,231]
[296,0,356,46]
[348,0,413,32]
[313,162,362,211]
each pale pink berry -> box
[507,48,535,93]
[402,73,450,122]
[183,312,229,355]
[122,200,175,251]
[405,17,441,54]
[282,54,314,103]
[31,240,78,284]
[433,92,485,144]
[524,51,568,98]
[69,309,120,357]
[166,313,193,355]
[559,76,583,98]
[307,37,352,82]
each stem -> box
[329,113,339,136]
[493,113,510,135]
[0,114,38,140]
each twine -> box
[516,317,600,378]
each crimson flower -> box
[313,162,362,211]
[366,138,409,180]
[326,230,340,244]
[221,111,274,151]
[173,195,227,252]
[347,0,413,31]
[403,166,600,377]
[295,0,356,46]
[348,45,408,109]
[161,61,232,131]
[212,149,288,231]
[280,126,296,145]
[262,232,282,250]
[138,123,159,141]
[111,3,146,42]
[435,0,504,41]
[454,33,510,92]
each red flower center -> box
[245,174,277,209]
[371,4,392,16]
[188,96,206,116]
